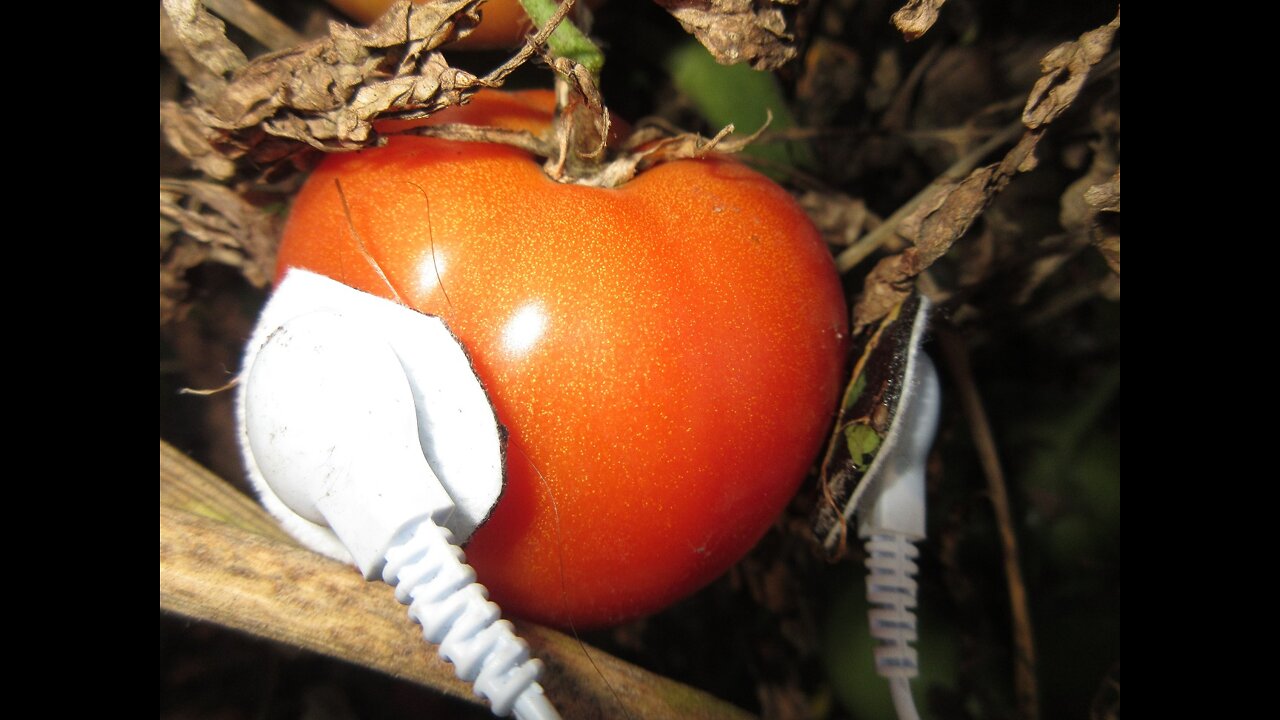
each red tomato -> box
[277,90,848,628]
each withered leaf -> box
[160,0,485,180]
[892,0,947,41]
[1023,10,1120,129]
[1085,166,1120,213]
[653,0,798,70]
[162,0,248,78]
[160,2,229,105]
[1094,232,1120,276]
[1060,148,1116,234]
[160,178,280,324]
[566,120,765,187]
[799,191,877,248]
[160,101,238,180]
[1087,166,1120,274]
[852,131,1043,330]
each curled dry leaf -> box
[1087,166,1120,274]
[1050,146,1119,283]
[892,0,947,41]
[1060,147,1116,235]
[1023,9,1120,129]
[654,0,799,70]
[405,122,552,156]
[561,117,767,187]
[160,2,234,106]
[1085,166,1120,212]
[799,191,880,248]
[162,0,248,79]
[544,55,612,177]
[160,0,485,181]
[160,179,279,324]
[852,131,1042,330]
[851,10,1119,331]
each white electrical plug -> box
[237,269,559,720]
[853,298,941,720]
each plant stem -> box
[518,0,604,76]
[937,329,1041,720]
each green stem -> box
[517,0,604,76]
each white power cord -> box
[383,520,556,719]
[865,534,922,720]
[852,300,941,720]
[238,270,560,720]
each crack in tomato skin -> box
[277,90,849,629]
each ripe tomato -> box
[277,90,848,628]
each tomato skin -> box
[278,90,848,628]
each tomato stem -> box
[517,0,604,76]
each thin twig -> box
[937,328,1040,720]
[480,0,577,87]
[835,119,1024,273]
[404,123,552,156]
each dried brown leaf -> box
[851,254,916,334]
[843,26,1113,325]
[162,0,249,78]
[160,101,239,180]
[654,0,798,70]
[1088,166,1120,274]
[798,191,881,248]
[160,179,279,323]
[563,118,767,187]
[1085,166,1120,213]
[892,0,947,41]
[851,130,1043,330]
[161,3,229,105]
[1091,236,1120,275]
[160,0,485,180]
[1060,149,1116,234]
[1054,149,1119,277]
[406,123,551,155]
[1023,10,1120,129]
[544,55,613,177]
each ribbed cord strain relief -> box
[864,533,920,679]
[383,519,549,718]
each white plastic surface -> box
[237,269,505,555]
[237,272,560,719]
[243,309,455,577]
[861,354,940,540]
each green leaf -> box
[844,424,881,470]
[665,40,814,175]
[841,371,867,412]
